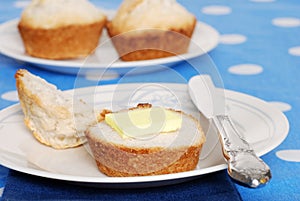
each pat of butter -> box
[105,107,182,138]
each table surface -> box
[0,0,300,200]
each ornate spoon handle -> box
[213,115,272,188]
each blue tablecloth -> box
[1,0,300,200]
[1,170,241,201]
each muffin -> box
[106,0,197,61]
[85,103,206,177]
[18,0,106,60]
[15,69,99,149]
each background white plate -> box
[0,19,219,75]
[0,83,289,187]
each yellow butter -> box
[104,107,182,138]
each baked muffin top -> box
[19,0,106,29]
[110,0,196,33]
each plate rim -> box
[0,19,219,71]
[0,83,289,185]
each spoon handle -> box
[212,115,272,188]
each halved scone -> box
[15,69,98,149]
[85,103,206,176]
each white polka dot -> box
[272,17,300,27]
[1,90,19,102]
[228,64,263,75]
[288,46,300,56]
[13,0,30,8]
[219,34,247,45]
[201,6,232,15]
[250,0,275,2]
[269,101,292,112]
[276,150,300,162]
[0,187,3,197]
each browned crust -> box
[18,20,106,60]
[98,109,112,122]
[15,69,40,117]
[15,69,52,147]
[86,104,205,177]
[106,18,196,61]
[131,103,152,109]
[86,131,203,176]
[96,146,202,177]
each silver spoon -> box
[188,75,271,188]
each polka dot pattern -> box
[219,34,247,45]
[13,0,30,8]
[276,150,300,162]
[201,5,232,15]
[272,17,300,27]
[288,46,300,56]
[269,101,292,112]
[0,0,300,200]
[228,64,263,75]
[1,91,19,102]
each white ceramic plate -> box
[0,19,219,76]
[0,83,289,187]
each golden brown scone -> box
[85,104,206,176]
[106,0,196,61]
[15,69,98,149]
[18,0,106,59]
